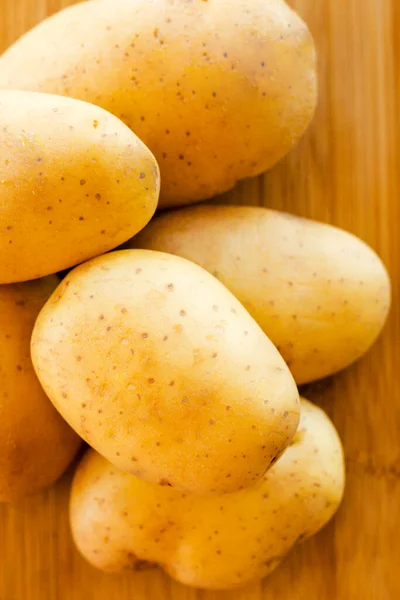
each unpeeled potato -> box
[31,249,299,495]
[0,277,81,502]
[0,90,159,283]
[70,398,345,590]
[130,205,391,383]
[0,0,317,207]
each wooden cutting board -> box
[0,1,399,598]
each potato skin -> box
[70,398,344,590]
[0,277,81,502]
[31,249,299,495]
[0,90,159,283]
[131,205,391,383]
[0,0,317,208]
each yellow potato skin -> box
[0,90,159,283]
[0,0,317,208]
[0,277,81,502]
[70,399,344,590]
[131,205,391,384]
[31,249,299,495]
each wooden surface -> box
[0,1,399,598]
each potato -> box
[130,205,391,384]
[0,90,159,284]
[0,277,81,502]
[0,0,317,208]
[31,249,299,495]
[70,398,344,589]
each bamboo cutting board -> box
[0,1,399,599]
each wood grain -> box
[0,1,399,598]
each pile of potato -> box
[0,0,391,591]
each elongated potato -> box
[0,90,159,283]
[31,250,299,495]
[130,205,391,383]
[0,277,81,502]
[0,0,317,208]
[70,398,345,590]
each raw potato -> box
[70,398,345,590]
[31,249,299,495]
[0,277,81,502]
[131,205,391,383]
[0,90,159,283]
[0,0,317,208]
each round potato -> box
[31,250,299,495]
[130,205,391,383]
[0,90,159,283]
[0,0,317,208]
[70,398,345,590]
[0,277,81,502]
